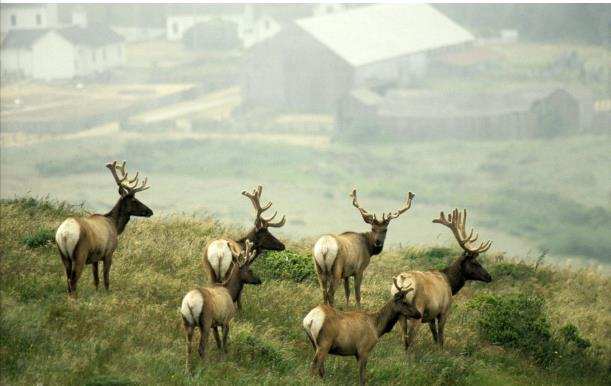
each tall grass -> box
[1,197,609,385]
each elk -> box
[391,208,492,350]
[303,279,421,386]
[55,161,152,298]
[203,185,285,308]
[313,188,414,307]
[181,241,261,371]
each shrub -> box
[558,323,591,349]
[467,293,555,366]
[256,250,314,283]
[22,228,55,248]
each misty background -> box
[1,4,610,270]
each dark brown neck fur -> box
[104,198,131,234]
[237,229,261,256]
[363,232,384,256]
[441,258,466,295]
[373,300,401,337]
[220,266,244,302]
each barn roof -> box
[1,24,124,49]
[295,4,474,67]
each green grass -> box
[1,197,609,385]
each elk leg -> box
[92,262,100,290]
[221,324,229,353]
[313,341,331,378]
[69,250,86,298]
[236,296,243,311]
[59,253,72,293]
[102,257,112,290]
[327,277,339,307]
[354,272,363,308]
[184,321,195,373]
[405,319,420,351]
[343,278,350,306]
[357,355,368,386]
[212,326,222,350]
[437,313,448,349]
[428,320,438,343]
[315,264,328,304]
[198,319,211,360]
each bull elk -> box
[181,241,261,371]
[313,188,414,306]
[303,279,421,386]
[203,185,285,309]
[391,209,492,350]
[55,161,153,298]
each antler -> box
[393,277,414,294]
[242,185,285,229]
[105,160,150,196]
[351,187,414,225]
[382,192,415,222]
[235,240,257,267]
[432,209,492,254]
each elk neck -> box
[373,299,401,337]
[237,229,259,254]
[104,197,131,235]
[441,258,467,295]
[221,266,244,302]
[363,232,384,256]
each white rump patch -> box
[313,235,338,273]
[303,306,326,346]
[55,218,80,258]
[207,240,233,280]
[181,290,204,326]
[391,273,417,303]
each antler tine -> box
[393,277,402,292]
[105,160,150,195]
[242,185,284,228]
[434,208,492,255]
[384,192,415,222]
[350,187,375,224]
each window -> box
[10,15,16,27]
[36,14,42,26]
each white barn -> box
[0,4,60,35]
[1,23,125,81]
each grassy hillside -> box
[1,197,609,385]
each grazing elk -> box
[181,241,261,371]
[55,161,152,298]
[313,188,414,307]
[303,279,421,386]
[203,185,285,309]
[391,209,492,350]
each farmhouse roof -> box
[295,4,474,67]
[1,29,49,49]
[1,23,124,49]
[57,23,124,47]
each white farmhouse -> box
[0,4,60,35]
[1,23,125,80]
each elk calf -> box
[392,209,492,350]
[313,188,414,306]
[182,241,261,371]
[203,185,285,309]
[55,161,152,298]
[303,280,420,386]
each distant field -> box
[1,133,609,269]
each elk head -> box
[106,160,153,218]
[242,185,286,253]
[231,240,262,285]
[392,278,421,319]
[433,209,492,283]
[350,188,414,254]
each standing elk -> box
[203,185,285,309]
[181,241,261,371]
[391,209,492,350]
[303,279,421,386]
[55,161,152,298]
[313,188,414,306]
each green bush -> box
[467,293,555,365]
[21,228,55,248]
[256,250,314,283]
[558,323,591,349]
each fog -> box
[1,4,610,270]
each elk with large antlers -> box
[55,161,153,298]
[182,241,261,371]
[391,208,492,350]
[203,185,285,308]
[313,188,414,307]
[303,279,421,386]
